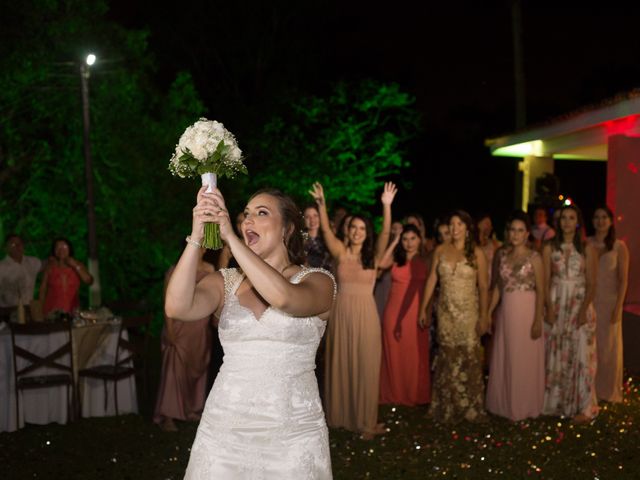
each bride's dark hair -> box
[249,189,307,265]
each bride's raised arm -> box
[165,186,224,321]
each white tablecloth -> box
[0,322,138,433]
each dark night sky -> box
[107,0,640,232]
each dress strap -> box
[291,266,337,299]
[219,268,244,298]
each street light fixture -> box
[80,53,101,307]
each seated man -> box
[0,234,43,320]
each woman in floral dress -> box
[542,204,598,422]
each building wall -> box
[607,134,640,306]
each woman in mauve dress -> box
[153,247,214,432]
[486,211,545,421]
[588,205,629,403]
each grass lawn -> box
[1,377,639,479]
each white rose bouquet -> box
[169,118,248,249]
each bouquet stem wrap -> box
[201,172,222,250]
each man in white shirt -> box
[0,234,43,308]
[531,207,556,251]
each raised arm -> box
[375,182,398,263]
[578,243,598,326]
[206,187,334,318]
[165,187,224,321]
[418,246,441,328]
[378,233,400,271]
[613,241,630,324]
[542,244,555,325]
[309,182,346,259]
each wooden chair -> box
[9,321,76,427]
[78,314,151,416]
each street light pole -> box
[80,54,101,307]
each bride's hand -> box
[191,187,235,243]
[208,188,235,242]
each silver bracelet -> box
[185,236,202,248]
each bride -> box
[165,186,335,479]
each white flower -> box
[168,118,246,179]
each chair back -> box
[115,315,151,369]
[9,321,74,380]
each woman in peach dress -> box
[588,206,629,403]
[310,181,397,439]
[379,224,430,406]
[486,211,545,421]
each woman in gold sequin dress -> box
[419,210,489,423]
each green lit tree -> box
[250,80,421,211]
[0,1,206,332]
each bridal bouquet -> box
[169,118,247,249]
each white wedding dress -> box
[184,267,334,479]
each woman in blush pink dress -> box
[153,248,215,432]
[379,224,430,406]
[588,205,629,403]
[543,204,598,423]
[310,181,397,440]
[486,211,545,421]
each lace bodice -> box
[436,259,479,347]
[218,267,335,377]
[497,249,539,293]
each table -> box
[0,321,138,433]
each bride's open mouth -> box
[245,230,260,246]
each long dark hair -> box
[593,205,616,251]
[336,213,351,243]
[552,204,585,255]
[249,189,306,265]
[393,224,422,266]
[449,209,477,268]
[347,215,375,269]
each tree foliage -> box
[0,0,206,332]
[250,80,421,211]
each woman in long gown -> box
[166,186,336,479]
[543,204,599,422]
[379,224,430,406]
[486,211,545,421]
[418,210,489,423]
[588,205,629,403]
[309,181,397,439]
[153,250,215,432]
